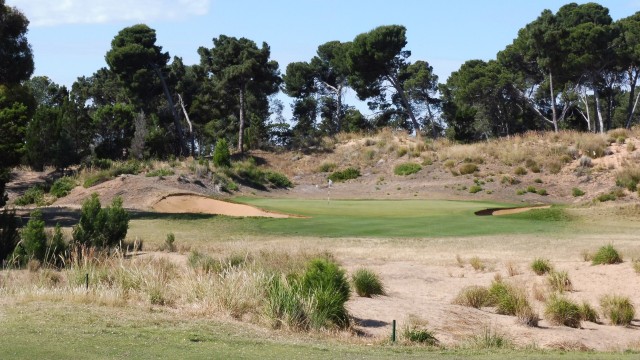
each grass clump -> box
[49,177,76,198]
[453,286,490,308]
[544,295,581,328]
[596,191,619,202]
[531,258,552,275]
[600,295,635,326]
[317,162,337,173]
[468,185,483,194]
[615,166,640,191]
[501,175,520,185]
[536,188,548,196]
[459,163,478,175]
[633,259,640,274]
[468,326,511,349]
[351,268,385,297]
[579,302,599,323]
[328,167,360,182]
[14,186,46,206]
[591,244,623,265]
[547,270,573,293]
[394,162,421,176]
[265,171,293,188]
[487,281,531,317]
[514,166,527,176]
[469,256,485,271]
[146,168,175,177]
[572,187,585,197]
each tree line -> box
[3,1,640,202]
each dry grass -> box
[505,261,521,277]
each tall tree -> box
[614,12,640,128]
[198,35,281,153]
[0,0,33,84]
[106,24,187,155]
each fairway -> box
[238,198,573,238]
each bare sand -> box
[152,195,290,218]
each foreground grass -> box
[0,301,635,360]
[236,199,574,238]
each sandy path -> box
[152,195,290,218]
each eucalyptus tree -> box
[106,24,187,155]
[615,12,640,128]
[198,35,281,153]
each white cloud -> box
[7,0,211,26]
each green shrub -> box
[403,327,439,345]
[265,276,307,330]
[317,162,337,173]
[83,171,111,188]
[213,139,231,168]
[453,286,491,309]
[394,162,422,176]
[459,163,478,175]
[615,167,640,191]
[600,295,635,326]
[579,302,599,323]
[488,281,530,316]
[596,192,618,202]
[469,185,483,194]
[545,295,581,328]
[300,258,350,329]
[87,158,113,170]
[526,185,537,193]
[443,160,455,169]
[265,171,293,188]
[15,186,46,206]
[0,209,20,262]
[534,178,543,184]
[531,258,552,275]
[164,233,176,252]
[50,177,76,198]
[572,187,585,197]
[514,166,527,176]
[536,188,548,196]
[591,244,622,265]
[146,168,175,177]
[351,268,385,297]
[328,167,360,182]
[72,193,129,249]
[14,209,47,265]
[547,270,573,293]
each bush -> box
[403,327,439,345]
[50,177,76,198]
[531,258,552,275]
[265,171,293,188]
[328,167,360,183]
[187,250,220,273]
[572,187,585,197]
[579,156,593,168]
[146,168,175,177]
[488,281,530,316]
[547,270,573,293]
[443,160,455,169]
[317,162,337,173]
[72,193,129,249]
[536,188,548,196]
[514,166,527,176]
[0,209,20,262]
[300,258,350,329]
[394,163,422,176]
[14,209,47,265]
[453,286,491,308]
[469,185,483,194]
[600,295,635,326]
[213,139,231,168]
[545,295,581,328]
[591,244,622,265]
[459,163,479,175]
[579,302,599,323]
[164,233,176,252]
[526,185,537,193]
[501,175,520,185]
[14,186,46,206]
[615,167,640,191]
[596,192,618,202]
[351,268,385,297]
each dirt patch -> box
[474,205,551,216]
[152,195,290,218]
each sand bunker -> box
[475,205,551,216]
[153,195,290,218]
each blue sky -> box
[7,1,640,102]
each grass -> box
[487,281,531,317]
[146,168,175,177]
[237,199,575,238]
[351,268,385,297]
[328,168,360,182]
[600,295,635,326]
[591,244,623,265]
[572,187,585,197]
[547,270,573,293]
[545,295,582,328]
[531,258,552,275]
[459,163,479,175]
[453,286,491,308]
[615,166,640,191]
[579,302,599,323]
[394,163,422,176]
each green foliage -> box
[14,186,46,206]
[300,258,350,328]
[531,258,552,275]
[351,268,385,297]
[507,207,570,222]
[579,302,599,323]
[514,166,527,176]
[83,161,141,188]
[317,162,337,173]
[544,295,581,328]
[72,193,129,249]
[453,286,491,308]
[394,162,421,176]
[591,244,622,265]
[501,175,520,185]
[213,139,231,168]
[615,167,640,191]
[14,209,47,265]
[187,250,220,274]
[164,233,176,252]
[469,185,483,194]
[572,187,585,197]
[547,270,573,293]
[146,168,174,177]
[0,208,20,262]
[536,188,548,196]
[596,191,618,202]
[600,295,635,326]
[469,327,511,349]
[487,281,530,316]
[265,171,293,188]
[50,177,76,198]
[403,327,439,345]
[459,163,478,175]
[265,276,307,330]
[328,167,360,182]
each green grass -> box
[2,301,637,359]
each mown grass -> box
[236,199,575,238]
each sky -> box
[6,0,640,113]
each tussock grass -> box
[351,268,385,297]
[615,166,640,191]
[592,244,623,265]
[328,167,360,182]
[467,326,511,349]
[394,163,422,176]
[579,302,599,323]
[531,258,552,275]
[547,270,573,293]
[505,261,521,277]
[469,256,485,271]
[487,281,531,317]
[453,286,491,308]
[459,163,479,175]
[600,295,635,326]
[545,295,581,328]
[402,315,439,345]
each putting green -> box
[237,198,573,238]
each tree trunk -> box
[549,71,559,132]
[626,67,639,129]
[386,74,420,135]
[178,94,195,157]
[238,85,245,153]
[335,85,343,133]
[594,85,605,134]
[152,64,186,156]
